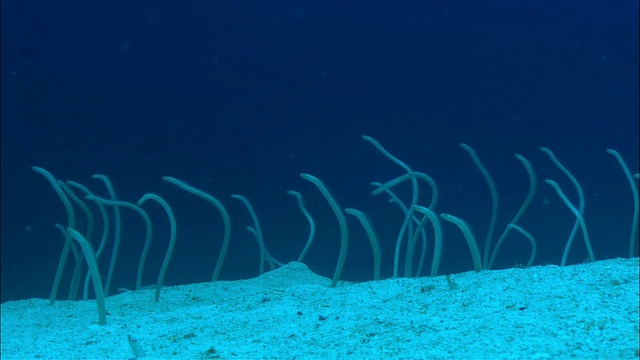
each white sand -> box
[1,258,638,359]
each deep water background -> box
[1,0,638,303]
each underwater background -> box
[1,0,638,303]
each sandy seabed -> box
[1,258,638,359]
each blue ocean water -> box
[1,0,638,303]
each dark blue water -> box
[2,0,638,302]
